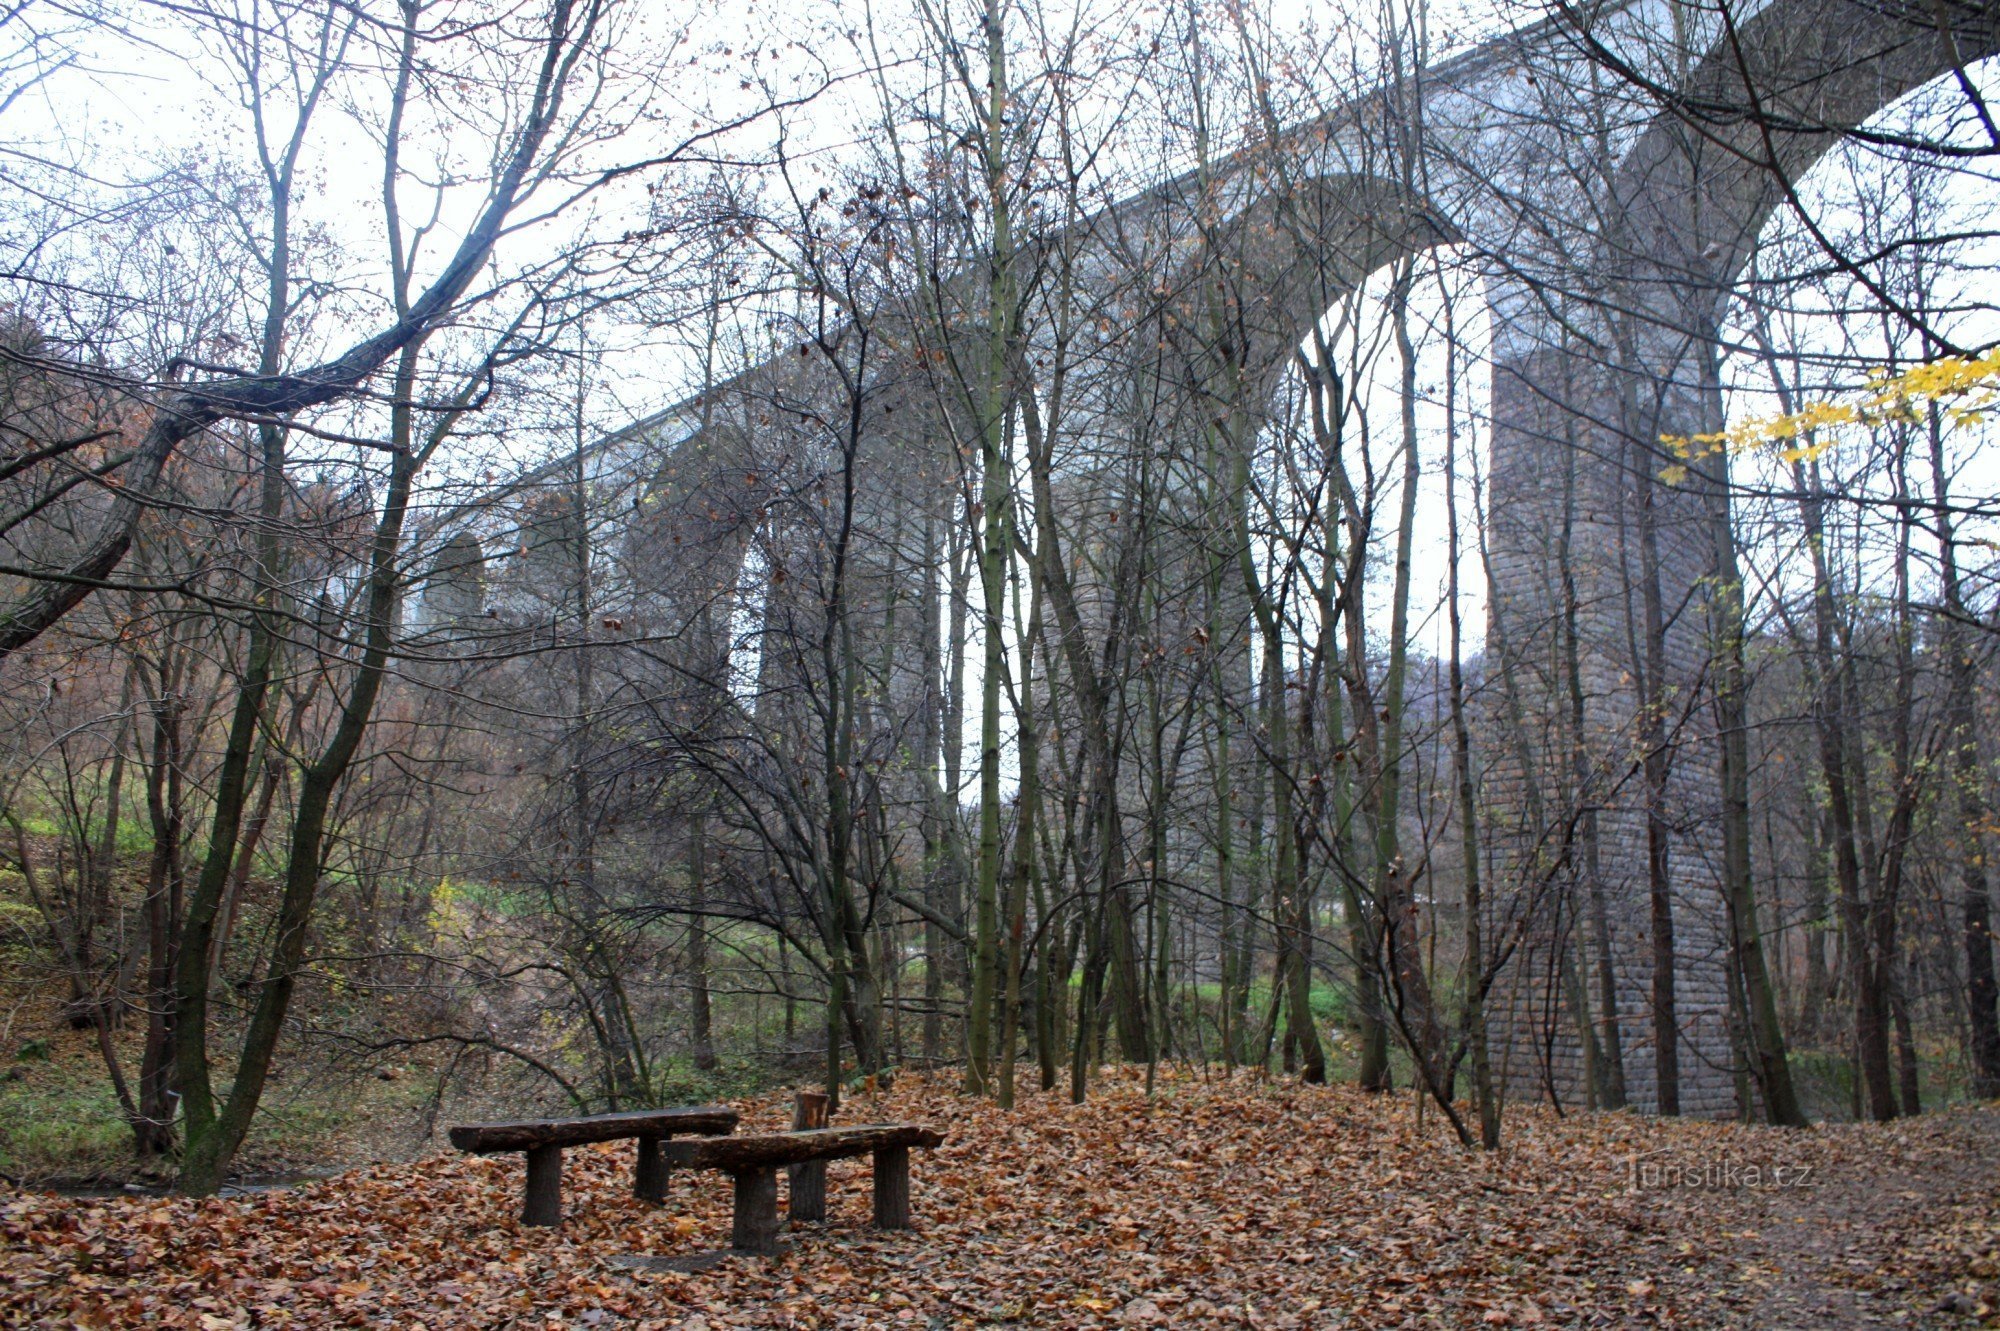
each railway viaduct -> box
[441,0,1999,1114]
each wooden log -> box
[787,1092,830,1223]
[873,1144,911,1228]
[663,1123,943,1172]
[449,1106,737,1154]
[634,1136,668,1204]
[730,1167,783,1255]
[523,1144,563,1226]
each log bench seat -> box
[449,1106,739,1226]
[660,1123,945,1255]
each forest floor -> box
[1,1069,1996,1330]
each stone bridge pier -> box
[1455,0,2000,1114]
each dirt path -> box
[1647,1107,2000,1328]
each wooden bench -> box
[449,1106,739,1226]
[661,1123,945,1255]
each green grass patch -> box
[1173,978,1353,1029]
[4,809,156,862]
[0,1063,135,1181]
[649,1054,790,1107]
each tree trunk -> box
[1698,386,1805,1127]
[136,682,184,1161]
[1927,414,2000,1098]
[689,812,717,1072]
[1635,449,1680,1117]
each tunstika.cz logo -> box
[1625,1149,1820,1192]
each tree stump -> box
[730,1167,783,1255]
[634,1137,668,1204]
[872,1145,910,1229]
[787,1091,830,1222]
[523,1144,563,1226]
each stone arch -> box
[1605,0,2000,415]
[1483,0,2000,1117]
[1201,169,1460,385]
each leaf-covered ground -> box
[3,1069,1995,1328]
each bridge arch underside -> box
[1197,171,1458,376]
[1483,0,2000,1116]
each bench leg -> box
[731,1167,782,1255]
[634,1137,668,1203]
[523,1145,562,1226]
[873,1145,910,1229]
[788,1160,826,1223]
